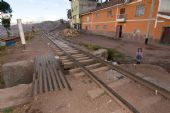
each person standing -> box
[135,48,143,64]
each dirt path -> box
[13,76,128,113]
[0,36,54,64]
[0,34,54,89]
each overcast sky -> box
[5,0,70,23]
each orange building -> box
[81,0,170,44]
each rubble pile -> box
[59,29,80,38]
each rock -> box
[0,84,32,110]
[106,70,124,81]
[0,41,6,47]
[59,28,80,38]
[93,49,108,60]
[87,88,105,99]
[2,60,33,88]
[112,62,118,65]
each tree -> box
[2,17,11,36]
[0,0,12,37]
[67,9,72,19]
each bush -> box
[107,48,114,61]
[0,74,5,88]
[84,44,124,62]
[0,46,6,51]
[0,46,7,56]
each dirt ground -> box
[1,28,170,113]
[65,32,170,73]
[0,36,54,64]
[0,34,54,88]
[121,64,170,91]
[12,75,128,113]
[0,33,129,113]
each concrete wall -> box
[2,60,34,88]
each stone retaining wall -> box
[2,60,34,88]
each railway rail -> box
[50,33,170,100]
[43,33,140,113]
[32,55,72,96]
[43,32,170,113]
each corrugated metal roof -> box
[158,0,170,13]
[81,0,125,15]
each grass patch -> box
[2,107,13,113]
[84,44,102,50]
[0,77,5,89]
[0,46,6,51]
[83,44,125,62]
[0,66,5,89]
[0,46,7,57]
[107,48,124,61]
[25,31,37,41]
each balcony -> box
[116,14,126,23]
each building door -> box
[85,26,88,31]
[116,25,123,38]
[161,27,170,44]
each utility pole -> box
[145,0,155,45]
[17,19,26,49]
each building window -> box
[76,15,79,19]
[107,10,113,17]
[120,8,125,16]
[96,13,100,19]
[135,4,145,16]
[86,16,90,22]
[73,16,76,19]
[96,25,100,30]
[103,25,108,29]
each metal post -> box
[17,19,26,49]
[145,0,155,45]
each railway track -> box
[43,32,170,113]
[50,33,170,100]
[42,33,140,113]
[32,55,72,96]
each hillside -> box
[0,20,62,38]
